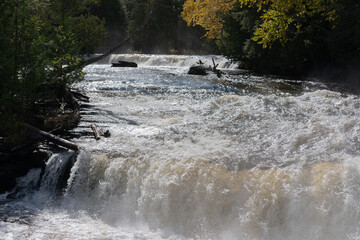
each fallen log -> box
[212,58,223,78]
[20,123,79,151]
[91,124,101,140]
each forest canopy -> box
[182,0,360,77]
[182,0,337,47]
[96,0,208,54]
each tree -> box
[182,0,234,40]
[0,0,105,146]
[182,0,337,47]
[182,0,360,78]
[118,0,208,53]
[248,0,337,48]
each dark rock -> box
[0,145,49,194]
[57,152,77,191]
[0,150,49,193]
[6,187,26,199]
[188,65,209,75]
[112,61,138,68]
[103,130,111,138]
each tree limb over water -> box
[76,0,157,68]
[20,123,79,151]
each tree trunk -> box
[21,123,79,151]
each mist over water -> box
[1,55,360,240]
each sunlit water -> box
[1,54,360,240]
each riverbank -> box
[0,88,87,194]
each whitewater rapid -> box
[1,54,360,240]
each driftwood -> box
[188,58,223,77]
[212,58,223,78]
[196,59,204,65]
[21,123,79,151]
[91,124,101,140]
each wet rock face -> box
[0,146,49,194]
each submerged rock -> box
[112,60,138,68]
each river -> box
[1,54,360,240]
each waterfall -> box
[39,151,76,193]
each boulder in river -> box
[188,65,209,75]
[112,60,138,68]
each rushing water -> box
[2,54,360,240]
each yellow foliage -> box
[181,0,235,39]
[181,0,338,47]
[250,0,338,48]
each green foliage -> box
[121,0,152,50]
[191,0,360,76]
[216,4,260,62]
[93,0,127,28]
[120,0,206,53]
[216,4,318,75]
[0,0,105,141]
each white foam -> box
[4,59,360,240]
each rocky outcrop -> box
[0,89,86,195]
